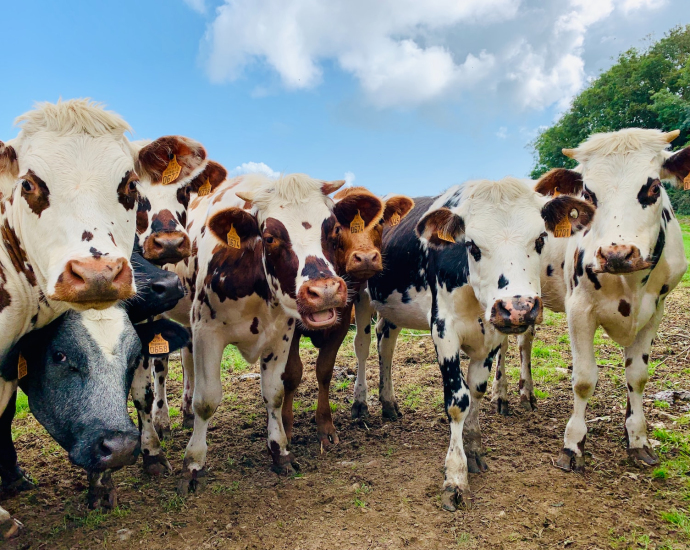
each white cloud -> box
[496,127,508,139]
[201,0,669,111]
[182,0,206,14]
[229,162,280,178]
[344,171,356,186]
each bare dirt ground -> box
[4,289,690,549]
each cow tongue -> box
[310,309,335,323]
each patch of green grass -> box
[678,220,690,287]
[534,389,549,399]
[330,402,338,412]
[654,400,671,409]
[542,309,564,326]
[162,494,186,513]
[661,509,690,538]
[169,406,180,417]
[334,379,351,391]
[212,480,240,494]
[353,483,371,507]
[401,384,423,411]
[221,345,250,374]
[14,389,29,419]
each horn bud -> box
[562,148,576,159]
[665,129,681,143]
[321,180,346,195]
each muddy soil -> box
[3,290,690,549]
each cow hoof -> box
[555,449,586,473]
[628,446,660,466]
[441,485,469,512]
[2,518,23,540]
[466,450,488,474]
[318,431,340,449]
[182,413,195,430]
[381,400,402,420]
[270,452,300,476]
[1,467,35,495]
[87,485,118,510]
[143,454,172,476]
[176,468,208,496]
[155,424,172,440]
[351,401,369,419]
[494,397,510,416]
[519,394,537,412]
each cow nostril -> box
[307,287,321,300]
[353,253,363,263]
[99,440,112,458]
[67,261,87,285]
[151,282,166,296]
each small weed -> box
[534,389,549,399]
[654,400,671,409]
[402,385,423,410]
[660,509,690,538]
[14,390,29,419]
[163,494,186,512]
[169,406,180,418]
[335,379,351,391]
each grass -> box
[678,219,690,287]
[15,389,29,420]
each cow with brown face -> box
[165,171,356,490]
[280,187,414,448]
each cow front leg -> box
[556,305,597,473]
[377,318,402,420]
[315,311,350,447]
[179,330,225,495]
[0,393,33,495]
[518,326,537,411]
[465,347,500,474]
[131,357,170,475]
[181,343,195,429]
[281,333,303,443]
[624,305,664,466]
[152,355,172,439]
[491,339,510,415]
[87,470,118,510]
[352,289,374,419]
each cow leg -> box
[180,330,225,495]
[315,312,351,447]
[518,326,537,411]
[491,339,510,415]
[556,306,597,473]
[0,392,33,494]
[87,470,118,510]
[352,289,374,419]
[131,357,170,475]
[181,343,195,429]
[464,347,500,474]
[281,333,303,443]
[624,305,664,466]
[152,356,172,439]
[377,318,402,420]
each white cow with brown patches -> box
[526,128,688,472]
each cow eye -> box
[53,351,67,363]
[582,191,591,202]
[264,236,274,244]
[21,180,35,193]
[535,233,546,254]
[128,181,138,193]
[651,182,661,196]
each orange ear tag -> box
[197,179,212,196]
[161,155,182,185]
[684,174,690,191]
[17,354,27,380]
[553,215,572,238]
[227,224,241,249]
[437,229,455,243]
[552,187,561,198]
[350,211,365,234]
[149,334,170,355]
[390,212,401,226]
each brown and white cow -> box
[281,187,414,447]
[0,99,197,534]
[530,129,688,472]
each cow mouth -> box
[348,268,380,281]
[592,261,652,275]
[304,308,337,328]
[493,323,533,335]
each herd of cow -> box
[0,98,687,538]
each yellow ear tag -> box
[437,229,455,243]
[17,353,27,380]
[149,334,170,355]
[553,217,572,238]
[683,174,690,191]
[552,187,561,198]
[227,224,241,249]
[161,155,182,185]
[350,211,365,234]
[197,179,212,196]
[390,212,401,226]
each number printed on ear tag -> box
[390,212,401,226]
[198,179,212,196]
[161,155,182,185]
[553,217,572,238]
[227,224,241,249]
[350,211,365,234]
[18,354,27,379]
[149,334,170,355]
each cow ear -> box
[207,207,260,248]
[416,208,465,248]
[535,169,583,196]
[383,196,414,226]
[137,136,207,186]
[541,196,595,235]
[134,320,190,357]
[332,193,383,228]
[188,160,227,194]
[321,180,346,195]
[0,141,18,180]
[661,146,690,187]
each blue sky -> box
[1,0,688,196]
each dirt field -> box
[4,288,690,549]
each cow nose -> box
[348,250,382,279]
[96,431,140,470]
[298,277,348,328]
[489,296,543,334]
[144,232,191,265]
[596,244,648,273]
[305,278,346,303]
[53,257,134,304]
[151,274,185,303]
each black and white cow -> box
[529,129,689,472]
[352,177,593,511]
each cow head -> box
[541,128,686,275]
[417,178,593,334]
[132,138,209,265]
[208,174,348,329]
[329,188,414,280]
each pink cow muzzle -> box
[490,296,543,334]
[594,244,651,274]
[51,256,135,306]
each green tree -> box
[530,25,690,182]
